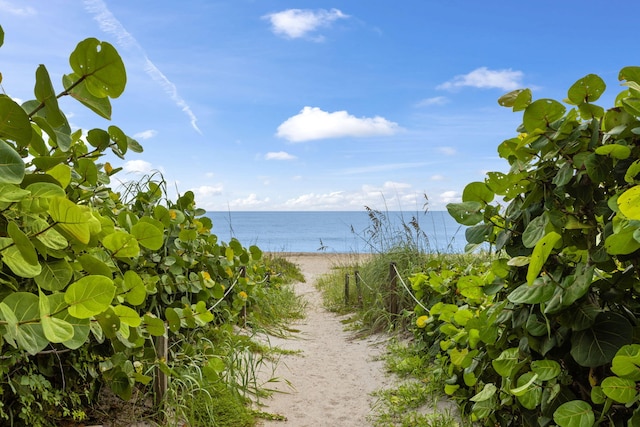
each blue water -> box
[205,211,468,253]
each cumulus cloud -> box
[439,190,461,204]
[83,0,200,133]
[277,106,400,142]
[437,67,524,91]
[265,151,297,160]
[134,130,158,140]
[230,194,270,208]
[0,1,36,15]
[263,8,348,40]
[430,174,445,181]
[123,160,153,175]
[191,184,224,197]
[415,96,449,107]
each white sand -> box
[256,253,390,427]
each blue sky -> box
[0,1,635,211]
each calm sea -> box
[205,211,468,254]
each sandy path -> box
[257,253,390,427]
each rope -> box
[391,264,430,313]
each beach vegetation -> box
[0,26,304,426]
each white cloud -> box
[277,106,400,142]
[134,129,158,140]
[439,190,461,204]
[437,67,524,91]
[230,193,270,208]
[265,151,297,160]
[191,184,224,197]
[83,0,200,133]
[415,96,449,107]
[437,146,457,156]
[123,160,153,175]
[430,174,445,181]
[0,1,36,16]
[263,8,348,40]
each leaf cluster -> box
[411,69,640,426]
[0,26,271,426]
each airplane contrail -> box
[83,0,201,134]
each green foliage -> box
[0,25,278,425]
[415,68,640,425]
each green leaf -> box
[47,293,90,350]
[456,275,484,301]
[522,214,549,248]
[35,259,73,291]
[527,231,561,285]
[35,65,66,128]
[553,400,594,427]
[523,99,566,132]
[618,186,640,219]
[514,373,542,409]
[446,201,483,226]
[62,74,112,119]
[570,312,633,367]
[0,96,31,145]
[78,253,112,277]
[624,160,640,183]
[0,293,48,355]
[0,139,25,184]
[619,66,640,86]
[605,224,640,255]
[492,348,520,378]
[69,38,126,98]
[102,231,140,257]
[76,158,98,186]
[41,313,74,344]
[584,153,611,183]
[595,144,631,160]
[462,181,494,204]
[508,279,555,304]
[531,360,561,381]
[194,300,214,324]
[65,275,116,318]
[113,305,141,327]
[0,237,41,278]
[7,221,37,265]
[611,344,640,381]
[95,307,119,339]
[109,370,133,400]
[0,26,3,47]
[465,224,493,244]
[48,197,90,244]
[165,308,181,333]
[498,89,531,111]
[567,74,606,105]
[122,271,146,306]
[131,219,164,250]
[601,376,637,404]
[143,314,165,336]
[470,383,497,402]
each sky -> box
[0,1,636,211]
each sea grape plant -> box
[417,68,640,426]
[0,25,266,425]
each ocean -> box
[205,211,468,254]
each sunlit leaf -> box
[523,99,566,132]
[113,305,141,327]
[527,232,561,285]
[0,96,31,145]
[69,38,126,98]
[62,74,112,119]
[618,185,640,219]
[34,64,66,128]
[48,197,90,243]
[35,259,73,291]
[122,270,146,306]
[553,400,594,427]
[601,376,636,404]
[65,275,116,318]
[567,74,606,105]
[131,219,164,250]
[0,139,25,184]
[446,201,483,226]
[611,344,640,381]
[102,230,140,257]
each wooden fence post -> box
[154,335,168,409]
[344,273,350,305]
[388,262,399,323]
[355,270,362,307]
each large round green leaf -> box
[35,259,73,291]
[446,201,483,226]
[48,197,90,244]
[531,360,561,381]
[62,74,112,120]
[567,74,606,105]
[618,185,640,220]
[102,230,140,257]
[462,182,494,204]
[69,38,126,99]
[523,99,566,132]
[65,275,116,318]
[48,292,90,350]
[35,64,66,128]
[601,376,637,404]
[611,344,640,381]
[553,400,594,427]
[122,270,146,306]
[570,312,633,367]
[0,292,48,355]
[0,237,41,278]
[508,279,555,304]
[131,219,164,250]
